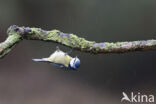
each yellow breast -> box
[48,50,72,67]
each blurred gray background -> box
[0,0,156,104]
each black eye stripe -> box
[74,58,76,63]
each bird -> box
[32,47,80,70]
[121,92,131,102]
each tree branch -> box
[0,25,156,58]
[0,26,22,58]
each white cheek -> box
[70,59,75,68]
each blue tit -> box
[32,47,80,70]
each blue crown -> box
[74,59,80,69]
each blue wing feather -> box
[50,63,68,69]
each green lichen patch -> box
[46,30,60,39]
[69,34,94,50]
[0,32,21,58]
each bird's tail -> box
[32,58,48,62]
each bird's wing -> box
[50,63,68,69]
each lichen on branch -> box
[0,26,22,58]
[0,25,156,59]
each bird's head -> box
[69,56,80,70]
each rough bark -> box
[0,25,156,58]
